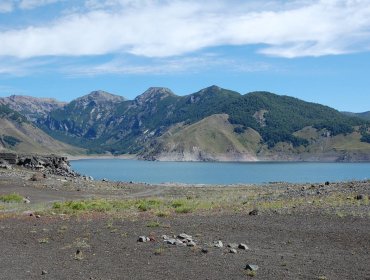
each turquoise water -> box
[70,159,370,184]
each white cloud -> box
[0,56,57,76]
[18,0,63,10]
[0,1,14,13]
[63,55,272,76]
[0,0,369,58]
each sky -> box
[0,0,369,112]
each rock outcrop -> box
[0,152,78,177]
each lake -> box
[70,159,370,184]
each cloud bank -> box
[0,0,369,59]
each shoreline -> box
[66,153,370,163]
[67,154,137,161]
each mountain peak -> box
[135,87,175,103]
[76,90,125,103]
[198,85,222,94]
[194,85,240,98]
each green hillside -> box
[0,105,84,155]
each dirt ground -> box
[0,167,369,280]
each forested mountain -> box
[30,85,370,161]
[0,105,83,155]
[343,111,370,121]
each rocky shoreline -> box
[0,152,79,177]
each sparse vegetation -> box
[245,269,257,277]
[47,187,369,218]
[38,238,49,244]
[0,193,23,203]
[154,247,165,255]
[147,221,160,228]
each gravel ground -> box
[0,167,369,280]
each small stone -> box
[23,211,34,216]
[325,181,330,186]
[161,235,170,240]
[138,236,150,242]
[238,243,249,250]
[213,240,223,248]
[201,248,209,254]
[175,240,186,246]
[187,241,196,247]
[356,194,365,200]
[35,215,41,219]
[227,243,238,249]
[23,197,31,204]
[245,264,259,271]
[164,239,177,245]
[178,233,192,240]
[229,248,237,254]
[249,209,258,216]
[41,270,48,275]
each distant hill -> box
[343,111,370,121]
[0,105,84,155]
[0,95,66,121]
[30,86,370,161]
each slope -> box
[0,105,84,155]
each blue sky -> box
[0,0,369,112]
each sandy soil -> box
[0,167,369,280]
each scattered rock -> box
[249,209,259,216]
[356,194,365,200]
[229,248,237,254]
[164,238,177,245]
[187,241,196,247]
[0,161,12,169]
[245,264,259,271]
[227,243,238,249]
[41,270,48,275]
[175,240,186,246]
[23,197,31,204]
[238,243,249,250]
[161,235,170,240]
[201,248,209,254]
[30,173,44,181]
[138,236,150,242]
[23,211,34,216]
[325,181,330,186]
[213,240,223,248]
[35,215,41,219]
[178,233,192,240]
[75,249,83,260]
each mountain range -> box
[1,86,369,161]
